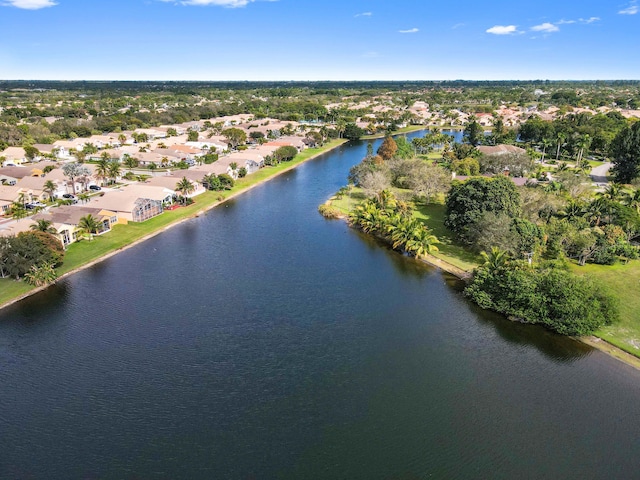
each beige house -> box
[86,185,174,222]
[33,205,119,247]
[1,147,27,166]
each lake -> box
[1,130,640,479]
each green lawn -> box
[1,140,347,309]
[570,261,640,355]
[413,203,483,272]
[327,188,481,273]
[0,278,36,306]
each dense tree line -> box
[465,255,617,336]
[0,231,64,281]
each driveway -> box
[590,162,612,184]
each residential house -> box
[226,151,265,175]
[52,139,87,158]
[145,175,205,197]
[86,185,174,222]
[133,128,167,141]
[88,135,121,149]
[1,147,27,166]
[33,205,119,247]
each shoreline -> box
[0,139,348,313]
[324,202,640,372]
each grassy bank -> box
[570,262,640,356]
[0,139,347,310]
[328,187,481,273]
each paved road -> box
[590,162,612,184]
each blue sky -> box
[0,0,638,80]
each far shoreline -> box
[0,138,349,313]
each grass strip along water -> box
[0,139,347,310]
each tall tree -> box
[43,180,56,202]
[610,122,640,184]
[463,118,483,146]
[108,161,121,184]
[221,128,247,149]
[62,162,83,194]
[95,158,110,186]
[175,177,195,204]
[377,135,398,161]
[555,131,567,161]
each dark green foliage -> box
[273,146,298,162]
[393,136,414,159]
[465,262,618,336]
[445,176,522,244]
[343,123,365,141]
[0,231,64,280]
[202,173,234,191]
[202,153,218,164]
[463,118,483,146]
[187,130,199,142]
[610,122,640,183]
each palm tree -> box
[175,177,195,205]
[576,134,591,166]
[108,161,121,184]
[406,226,439,257]
[586,198,607,227]
[555,132,567,161]
[78,214,100,240]
[30,219,57,233]
[95,158,110,186]
[599,183,622,202]
[540,137,554,162]
[560,199,585,221]
[481,247,510,271]
[624,189,640,214]
[24,262,57,287]
[43,180,56,202]
[336,118,346,139]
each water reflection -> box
[472,304,594,362]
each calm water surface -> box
[2,131,640,479]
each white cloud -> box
[452,23,465,29]
[355,12,372,17]
[399,28,419,34]
[619,1,638,14]
[531,22,559,33]
[160,0,272,7]
[486,25,519,35]
[2,0,56,9]
[581,16,600,23]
